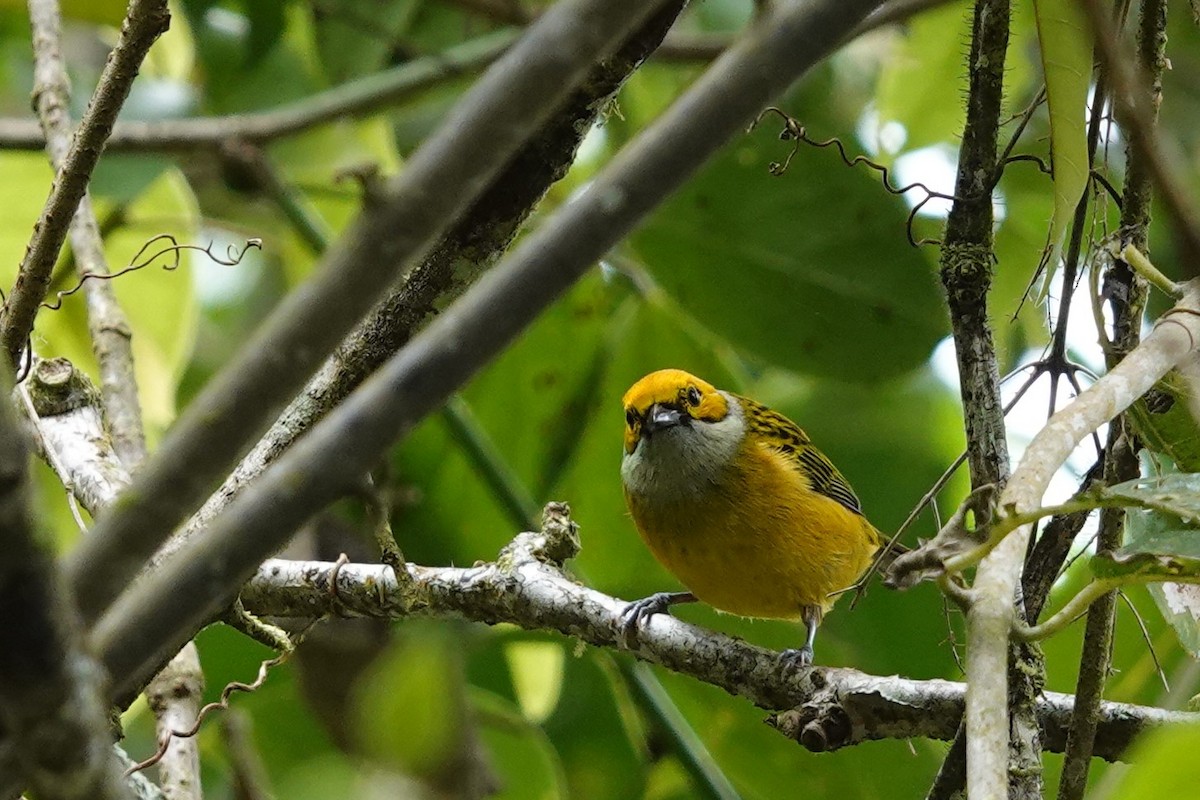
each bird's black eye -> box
[686,386,702,406]
[625,408,638,427]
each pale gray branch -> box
[20,357,202,800]
[235,517,1195,763]
[968,279,1200,793]
[0,347,129,800]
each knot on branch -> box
[886,484,996,590]
[767,692,853,753]
[498,501,579,569]
[25,357,100,416]
[939,241,995,298]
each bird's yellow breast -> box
[624,439,880,619]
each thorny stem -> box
[932,0,1033,794]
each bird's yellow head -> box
[621,369,730,455]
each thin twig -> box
[0,0,170,367]
[0,30,518,153]
[1080,0,1200,273]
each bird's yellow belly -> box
[625,448,879,619]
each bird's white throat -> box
[621,391,745,501]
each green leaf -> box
[1100,473,1200,525]
[351,633,465,779]
[504,641,564,724]
[1126,370,1200,472]
[0,156,200,439]
[0,0,128,24]
[1106,718,1200,798]
[1032,0,1093,299]
[874,3,969,156]
[1091,490,1200,654]
[630,119,946,383]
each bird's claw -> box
[618,592,679,644]
[779,645,814,676]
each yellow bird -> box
[619,368,896,666]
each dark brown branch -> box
[1081,0,1200,273]
[1058,1,1168,796]
[65,0,678,625]
[0,0,169,368]
[87,0,889,701]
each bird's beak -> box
[645,403,684,434]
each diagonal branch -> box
[967,278,1200,795]
[0,0,169,368]
[27,0,146,469]
[86,0,889,701]
[166,0,690,560]
[65,0,677,626]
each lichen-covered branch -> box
[18,373,1196,769]
[19,357,202,800]
[967,279,1200,795]
[0,351,129,800]
[233,509,1194,763]
[0,0,169,368]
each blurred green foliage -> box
[5,0,1200,797]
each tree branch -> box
[0,355,129,800]
[166,0,691,559]
[85,0,889,702]
[967,279,1200,795]
[0,30,517,153]
[20,364,1198,770]
[28,0,146,470]
[0,0,169,368]
[65,0,677,625]
[1058,2,1168,796]
[20,357,205,800]
[233,522,1196,763]
[1080,0,1200,271]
